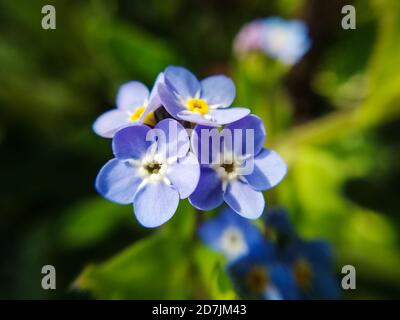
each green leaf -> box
[74,200,196,299]
[56,197,132,250]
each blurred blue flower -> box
[93,73,164,138]
[158,66,250,126]
[233,19,266,55]
[189,115,287,218]
[95,119,199,227]
[265,209,340,299]
[234,17,311,65]
[262,17,311,64]
[228,242,299,300]
[199,207,264,261]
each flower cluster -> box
[199,208,339,299]
[93,66,287,227]
[233,17,311,65]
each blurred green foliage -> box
[0,0,399,299]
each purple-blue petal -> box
[243,148,287,191]
[116,81,149,111]
[208,107,250,125]
[189,166,224,210]
[139,73,165,121]
[158,81,185,118]
[224,180,265,219]
[154,119,190,160]
[112,125,152,160]
[191,124,221,164]
[200,75,236,108]
[93,109,130,138]
[177,111,221,127]
[133,182,179,228]
[167,152,200,199]
[225,114,266,157]
[95,159,142,204]
[164,66,200,99]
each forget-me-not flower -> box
[234,17,311,65]
[95,119,200,227]
[189,115,287,219]
[199,207,264,261]
[265,209,340,299]
[158,66,250,126]
[262,17,311,65]
[228,242,299,300]
[93,73,164,138]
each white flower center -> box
[220,227,248,259]
[136,153,170,184]
[214,154,244,182]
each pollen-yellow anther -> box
[130,106,146,122]
[130,106,156,126]
[293,259,313,290]
[247,266,269,293]
[186,98,209,115]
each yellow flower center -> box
[186,98,209,115]
[130,106,146,122]
[129,106,156,126]
[247,266,269,294]
[293,259,313,290]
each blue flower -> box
[189,115,287,219]
[261,17,311,65]
[233,19,267,56]
[199,207,264,261]
[158,66,250,126]
[93,73,164,138]
[265,209,340,299]
[233,17,311,65]
[95,119,200,227]
[291,240,340,299]
[228,242,299,300]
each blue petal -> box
[209,107,250,125]
[148,72,164,106]
[243,149,287,190]
[219,207,264,246]
[164,66,200,99]
[93,109,130,138]
[116,81,149,111]
[269,264,299,299]
[225,115,266,157]
[189,166,224,210]
[158,81,185,118]
[299,241,333,268]
[177,111,221,127]
[95,159,142,204]
[133,182,179,228]
[200,75,235,108]
[139,73,165,121]
[167,152,200,199]
[265,209,295,237]
[224,180,265,219]
[154,119,190,160]
[198,215,227,252]
[112,125,152,160]
[306,268,340,299]
[191,124,222,164]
